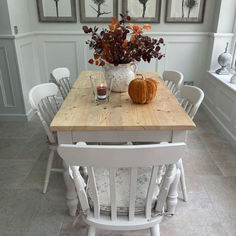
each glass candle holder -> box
[90,73,113,104]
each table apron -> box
[57,130,187,144]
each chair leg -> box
[87,226,96,236]
[177,159,188,202]
[43,149,55,194]
[150,224,160,236]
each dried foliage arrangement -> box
[83,14,164,66]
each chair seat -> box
[87,167,160,216]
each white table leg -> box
[63,161,78,216]
[166,130,187,214]
[166,167,180,215]
[58,131,78,216]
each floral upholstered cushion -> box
[87,167,160,216]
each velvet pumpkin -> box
[128,74,158,104]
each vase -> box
[104,62,137,92]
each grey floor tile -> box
[215,161,236,176]
[0,189,41,234]
[183,148,222,176]
[0,115,42,139]
[27,189,66,236]
[0,159,36,189]
[0,138,28,159]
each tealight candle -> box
[97,83,107,100]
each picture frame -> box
[36,0,77,23]
[165,0,206,23]
[79,0,118,23]
[122,0,161,23]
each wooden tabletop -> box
[50,71,196,131]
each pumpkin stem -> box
[136,73,145,80]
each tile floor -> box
[0,108,236,236]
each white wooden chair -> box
[178,85,205,202]
[58,142,186,236]
[29,83,64,193]
[179,85,205,119]
[51,67,71,100]
[163,71,184,96]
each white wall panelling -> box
[0,46,15,107]
[203,72,236,149]
[14,34,41,116]
[34,31,210,89]
[0,38,26,121]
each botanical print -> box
[139,0,148,18]
[85,0,113,18]
[127,0,156,18]
[169,0,200,19]
[42,0,72,17]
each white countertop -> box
[208,71,236,93]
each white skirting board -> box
[0,108,35,122]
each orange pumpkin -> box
[128,74,158,104]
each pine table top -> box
[50,71,196,131]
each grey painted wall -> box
[0,0,12,35]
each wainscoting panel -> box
[43,41,78,83]
[35,32,210,89]
[15,34,41,114]
[0,38,25,120]
[0,46,15,107]
[165,42,201,83]
[215,89,234,123]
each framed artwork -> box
[36,0,77,22]
[79,0,118,23]
[122,0,161,23]
[165,0,206,23]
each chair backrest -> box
[51,67,71,100]
[29,83,59,144]
[163,70,184,96]
[58,142,186,221]
[180,85,204,119]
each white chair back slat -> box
[39,97,55,121]
[87,167,100,219]
[29,83,59,144]
[60,77,71,92]
[51,67,71,100]
[129,168,138,221]
[109,168,117,221]
[145,166,159,219]
[170,83,176,93]
[163,70,184,96]
[180,85,204,119]
[185,103,193,115]
[181,99,189,111]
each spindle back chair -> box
[29,83,63,193]
[177,85,204,202]
[163,70,184,96]
[51,67,71,100]
[58,142,186,236]
[179,85,204,119]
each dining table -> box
[50,71,196,217]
